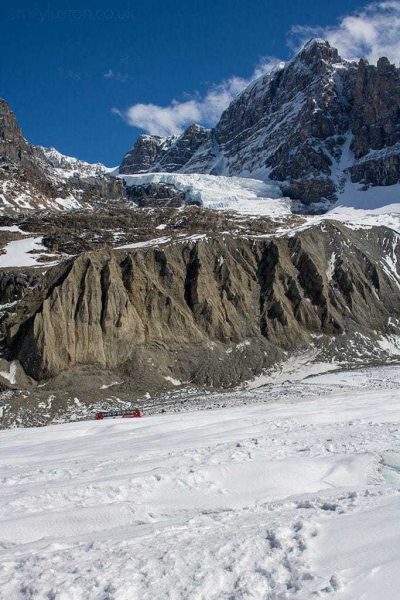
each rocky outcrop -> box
[0,99,31,166]
[157,124,210,172]
[5,222,400,386]
[0,100,54,189]
[125,182,186,207]
[350,146,400,187]
[120,40,400,204]
[351,58,400,159]
[0,271,38,305]
[349,57,400,186]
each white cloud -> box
[115,57,282,137]
[290,1,400,63]
[116,100,201,137]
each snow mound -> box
[0,237,48,268]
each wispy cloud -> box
[114,57,282,137]
[290,1,400,63]
[104,69,128,83]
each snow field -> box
[1,366,400,598]
[0,236,47,268]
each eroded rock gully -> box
[3,221,399,390]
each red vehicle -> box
[96,409,141,420]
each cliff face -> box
[120,40,400,205]
[0,99,31,166]
[351,58,400,159]
[349,57,400,187]
[6,222,400,386]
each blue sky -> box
[1,0,398,165]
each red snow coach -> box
[95,409,141,420]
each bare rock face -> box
[119,134,166,174]
[0,271,38,305]
[156,124,210,172]
[0,99,51,186]
[5,222,400,386]
[351,58,400,158]
[120,39,400,204]
[0,99,30,166]
[349,57,400,186]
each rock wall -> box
[5,222,400,386]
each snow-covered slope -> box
[37,146,108,179]
[1,364,400,599]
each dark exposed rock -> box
[351,57,400,159]
[350,149,400,186]
[120,134,166,174]
[0,271,38,305]
[157,124,210,172]
[0,99,48,177]
[0,99,30,166]
[126,182,186,207]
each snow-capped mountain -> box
[0,98,124,212]
[120,39,400,206]
[36,146,108,179]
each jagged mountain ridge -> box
[0,99,125,212]
[120,124,210,174]
[120,39,400,205]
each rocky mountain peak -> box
[120,123,210,174]
[295,38,342,66]
[119,134,166,174]
[183,123,209,136]
[377,56,394,72]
